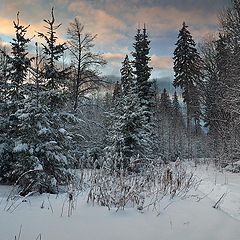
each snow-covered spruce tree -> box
[5,49,78,194]
[38,7,67,90]
[7,92,76,195]
[12,8,81,193]
[106,27,155,170]
[104,80,123,170]
[131,26,156,161]
[0,92,76,194]
[173,22,203,159]
[132,26,153,123]
[106,55,142,170]
[0,13,32,184]
[0,10,78,194]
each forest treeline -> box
[0,1,240,195]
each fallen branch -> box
[213,192,227,209]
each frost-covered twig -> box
[8,191,37,213]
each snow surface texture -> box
[195,164,240,221]
[0,164,240,240]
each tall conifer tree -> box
[106,56,141,170]
[173,22,203,158]
[131,25,155,161]
[132,25,153,123]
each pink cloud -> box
[103,52,125,61]
[150,55,173,70]
[68,1,126,43]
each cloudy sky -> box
[0,0,230,80]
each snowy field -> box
[0,164,240,240]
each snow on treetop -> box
[59,128,67,134]
[13,143,28,152]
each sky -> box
[0,0,230,81]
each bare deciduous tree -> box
[67,18,106,110]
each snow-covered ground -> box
[195,164,240,221]
[0,164,240,240]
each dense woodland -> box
[0,0,240,196]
